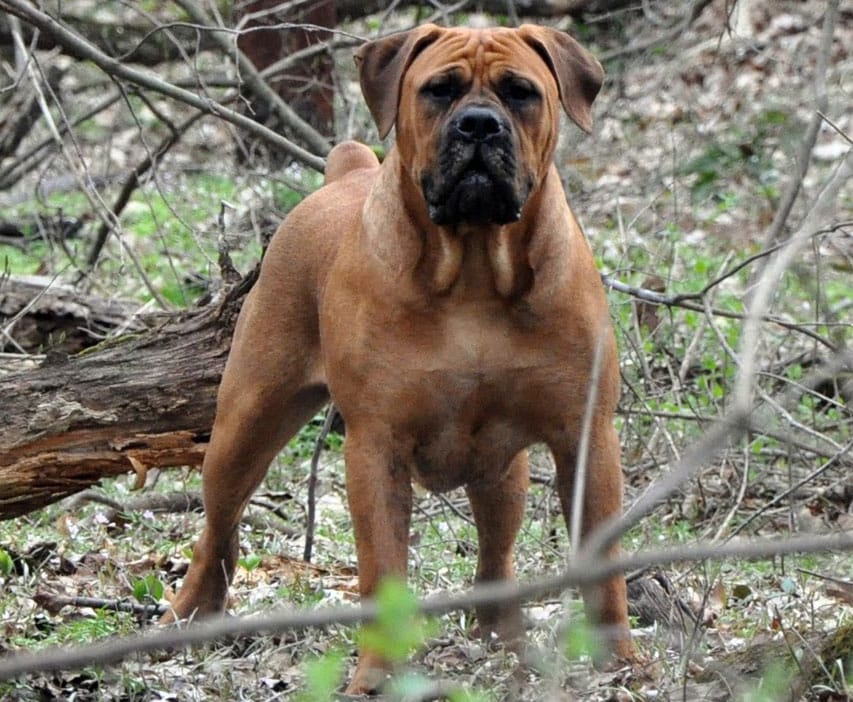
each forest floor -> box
[0,0,851,700]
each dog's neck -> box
[363,148,568,301]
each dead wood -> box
[235,0,337,144]
[0,270,257,520]
[34,592,166,617]
[627,570,699,636]
[1,275,143,355]
[65,489,204,517]
[0,0,634,73]
[698,622,853,700]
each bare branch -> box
[172,0,331,156]
[735,149,852,414]
[81,111,205,274]
[0,0,327,172]
[761,0,840,248]
[587,149,851,556]
[0,531,849,680]
[598,0,714,62]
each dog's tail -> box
[324,141,380,184]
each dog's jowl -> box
[164,24,634,695]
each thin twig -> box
[761,0,839,248]
[303,405,337,563]
[601,273,838,352]
[588,150,852,557]
[728,437,853,538]
[81,112,204,275]
[569,322,607,558]
[0,92,122,190]
[735,149,852,415]
[11,26,170,307]
[599,0,714,62]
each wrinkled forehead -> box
[408,27,551,86]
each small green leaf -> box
[297,649,344,702]
[132,574,165,603]
[358,578,436,663]
[239,554,263,571]
[0,548,14,577]
[563,619,602,661]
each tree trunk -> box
[0,271,256,520]
[236,0,337,142]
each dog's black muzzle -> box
[422,105,528,226]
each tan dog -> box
[165,24,632,694]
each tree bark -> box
[0,270,256,520]
[236,0,337,142]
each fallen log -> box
[0,270,257,520]
[0,274,143,355]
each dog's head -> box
[355,24,603,227]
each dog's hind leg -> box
[163,273,327,622]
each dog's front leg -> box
[343,429,413,695]
[465,450,529,647]
[552,424,633,662]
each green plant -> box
[563,618,602,662]
[238,553,263,571]
[131,573,165,604]
[46,609,136,647]
[739,662,792,702]
[0,548,13,576]
[281,411,344,464]
[358,578,436,665]
[277,574,324,607]
[296,648,346,702]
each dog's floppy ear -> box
[355,24,443,139]
[518,25,603,134]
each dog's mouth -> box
[423,144,526,226]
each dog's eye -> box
[501,80,539,106]
[422,78,460,102]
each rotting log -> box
[0,270,257,520]
[0,274,144,355]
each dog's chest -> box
[335,303,580,491]
[390,368,547,491]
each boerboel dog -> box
[164,24,633,694]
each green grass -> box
[3,172,313,307]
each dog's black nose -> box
[453,106,505,142]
